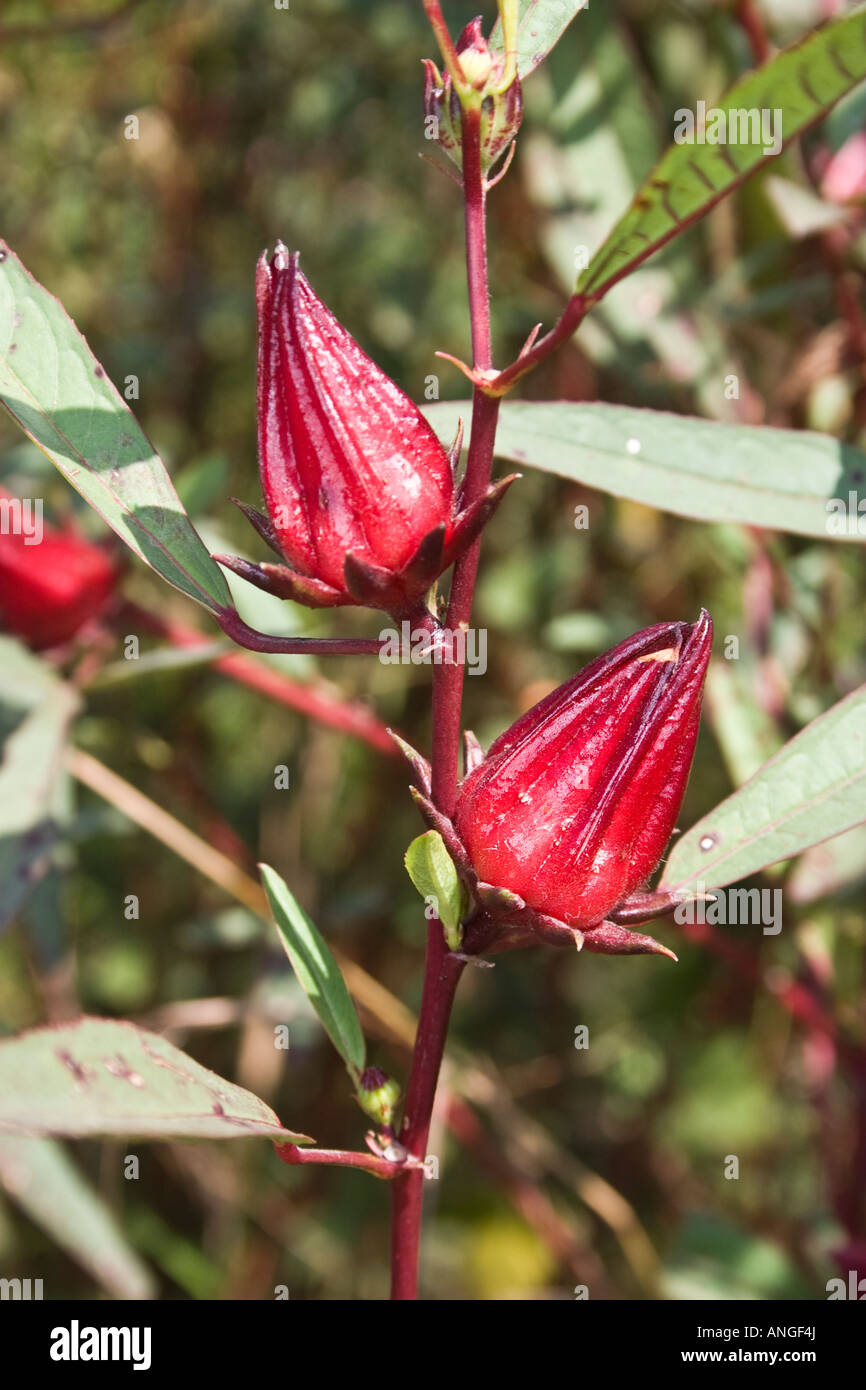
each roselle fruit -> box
[0,491,118,650]
[446,612,713,955]
[217,245,514,617]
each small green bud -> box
[355,1067,401,1128]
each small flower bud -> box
[355,1067,402,1129]
[459,46,495,90]
[422,17,523,174]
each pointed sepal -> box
[607,888,689,925]
[446,418,465,473]
[389,731,432,796]
[475,881,525,916]
[446,473,520,567]
[582,921,678,961]
[408,787,473,876]
[214,553,350,607]
[463,729,484,776]
[397,523,446,595]
[231,498,285,559]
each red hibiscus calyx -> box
[0,488,119,651]
[397,613,714,960]
[215,246,516,619]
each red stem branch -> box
[734,0,771,65]
[388,101,499,1300]
[422,0,466,83]
[275,1144,407,1180]
[488,292,589,395]
[215,606,384,657]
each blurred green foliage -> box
[1,0,865,1300]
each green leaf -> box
[404,830,468,948]
[490,0,587,79]
[0,1018,311,1142]
[704,661,782,788]
[787,823,866,905]
[424,400,866,541]
[0,1136,155,1299]
[259,863,366,1075]
[577,8,866,301]
[660,685,866,893]
[0,241,233,615]
[524,3,735,421]
[0,638,79,933]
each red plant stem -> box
[274,1144,406,1180]
[431,395,501,806]
[432,100,502,816]
[122,602,397,755]
[422,0,466,83]
[212,651,395,753]
[464,142,492,372]
[389,101,499,1300]
[216,606,384,657]
[489,291,590,395]
[389,946,464,1294]
[734,0,771,65]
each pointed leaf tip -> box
[259,863,366,1074]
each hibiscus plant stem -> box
[389,99,501,1300]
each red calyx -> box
[0,491,118,650]
[453,612,713,937]
[217,246,515,618]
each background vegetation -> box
[1,0,865,1299]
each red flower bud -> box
[219,247,513,616]
[453,613,712,932]
[0,490,118,650]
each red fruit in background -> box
[453,613,713,930]
[217,245,514,616]
[0,490,118,650]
